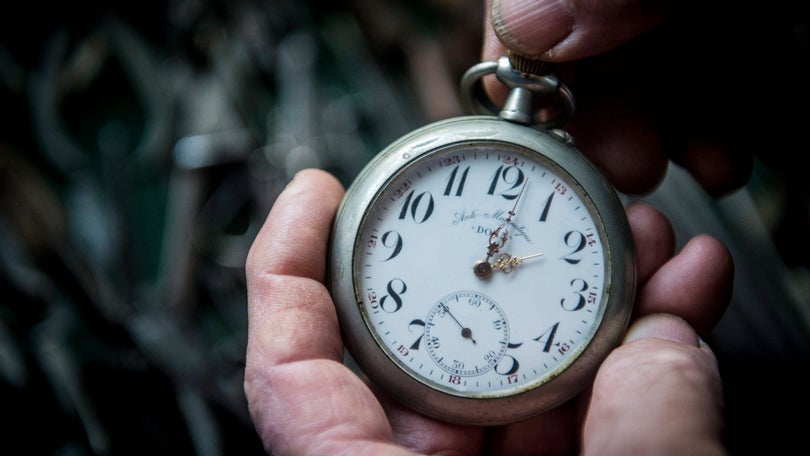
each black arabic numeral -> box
[398,190,435,223]
[538,192,554,222]
[495,354,520,376]
[444,165,469,197]
[561,278,588,311]
[532,322,560,352]
[380,278,407,313]
[562,230,587,264]
[380,231,403,261]
[487,165,525,199]
[408,319,426,350]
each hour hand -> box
[493,252,544,274]
[473,252,544,278]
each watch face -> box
[330,117,634,424]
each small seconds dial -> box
[425,291,509,377]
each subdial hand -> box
[441,303,477,344]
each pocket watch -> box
[328,55,636,426]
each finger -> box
[483,34,671,193]
[246,169,343,282]
[582,314,725,455]
[483,202,673,455]
[672,138,753,197]
[244,169,412,455]
[245,169,346,366]
[567,92,669,195]
[634,234,734,337]
[482,0,505,62]
[625,201,675,285]
[375,388,485,455]
[485,0,672,62]
[482,1,751,197]
[484,404,576,455]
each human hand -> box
[244,169,733,455]
[482,0,762,196]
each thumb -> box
[484,0,671,61]
[580,314,726,455]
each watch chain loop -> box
[461,55,575,129]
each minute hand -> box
[485,180,528,262]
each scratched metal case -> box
[328,115,636,425]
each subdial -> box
[425,291,509,377]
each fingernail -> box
[492,0,574,58]
[284,168,316,193]
[623,314,701,347]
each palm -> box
[245,170,730,455]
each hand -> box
[491,251,544,274]
[482,0,763,196]
[244,169,733,454]
[484,179,528,263]
[439,303,477,345]
[476,251,545,277]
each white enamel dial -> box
[357,143,606,395]
[329,117,635,425]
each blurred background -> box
[1,0,808,454]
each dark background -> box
[1,1,808,454]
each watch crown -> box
[507,51,551,77]
[549,128,575,146]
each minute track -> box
[329,81,635,424]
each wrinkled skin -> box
[240,1,769,453]
[482,0,775,197]
[244,169,731,455]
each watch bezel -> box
[328,116,636,425]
